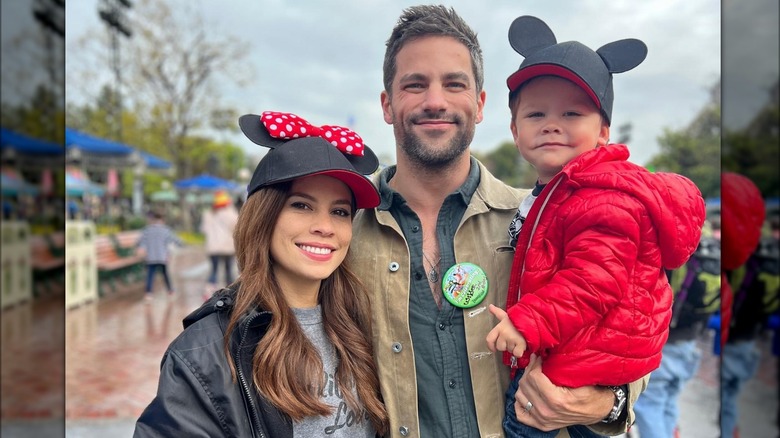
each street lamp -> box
[33,0,65,38]
[98,0,133,142]
[33,0,65,139]
[66,147,82,166]
[131,151,146,216]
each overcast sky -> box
[38,1,766,167]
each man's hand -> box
[486,304,527,358]
[512,354,614,431]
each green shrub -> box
[124,215,147,230]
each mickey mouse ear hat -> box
[506,16,647,125]
[240,111,380,209]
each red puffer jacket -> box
[504,144,705,387]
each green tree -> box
[1,85,64,143]
[68,95,250,196]
[615,122,633,144]
[68,0,252,179]
[473,141,537,189]
[646,81,721,198]
[723,80,779,199]
[180,136,248,179]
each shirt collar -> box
[376,157,481,211]
[532,180,546,196]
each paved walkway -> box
[2,245,227,437]
[1,244,778,437]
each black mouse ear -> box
[597,39,648,73]
[345,145,380,176]
[508,16,557,58]
[238,114,285,149]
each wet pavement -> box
[2,245,220,437]
[1,244,778,437]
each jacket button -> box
[392,342,403,353]
[414,272,422,280]
[399,426,409,436]
[438,323,446,330]
[412,225,419,232]
[448,379,456,388]
[389,262,400,272]
[216,300,224,308]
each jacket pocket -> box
[491,244,515,303]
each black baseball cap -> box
[239,113,380,209]
[506,16,647,125]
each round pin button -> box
[441,262,488,308]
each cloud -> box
[64,0,725,167]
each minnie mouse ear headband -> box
[239,111,380,209]
[506,16,647,125]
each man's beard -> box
[395,112,474,169]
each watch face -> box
[602,386,627,423]
[615,386,627,401]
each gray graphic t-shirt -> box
[292,306,375,437]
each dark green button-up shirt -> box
[377,158,482,438]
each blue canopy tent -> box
[64,128,174,217]
[65,128,135,155]
[1,127,63,155]
[173,174,241,191]
[65,127,173,170]
[1,128,63,172]
[140,151,172,170]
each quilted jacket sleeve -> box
[507,199,640,353]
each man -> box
[350,5,646,437]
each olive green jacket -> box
[350,159,646,438]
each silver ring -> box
[525,401,533,412]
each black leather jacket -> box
[134,288,293,438]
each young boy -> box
[485,16,706,437]
[137,210,183,301]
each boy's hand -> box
[486,304,527,358]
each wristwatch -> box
[601,385,627,424]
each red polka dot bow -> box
[260,111,365,156]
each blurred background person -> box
[136,210,183,301]
[200,190,239,300]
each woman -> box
[134,111,388,437]
[200,189,239,295]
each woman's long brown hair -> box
[224,181,388,435]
